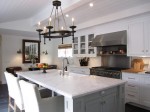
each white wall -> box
[0,34,54,84]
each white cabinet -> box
[122,72,150,108]
[144,20,150,55]
[73,34,97,57]
[122,73,140,104]
[68,66,90,75]
[140,76,150,107]
[127,19,150,56]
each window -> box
[58,44,72,57]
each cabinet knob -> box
[101,91,105,95]
[142,50,144,52]
[146,50,148,52]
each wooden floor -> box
[0,84,9,112]
[0,84,150,112]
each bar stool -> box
[4,72,24,112]
[19,80,64,112]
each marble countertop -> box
[17,69,126,98]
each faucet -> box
[62,58,69,75]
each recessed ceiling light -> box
[89,3,94,7]
[66,14,69,17]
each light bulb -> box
[89,3,94,7]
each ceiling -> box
[0,0,150,36]
[68,0,150,25]
[0,0,51,23]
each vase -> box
[42,68,47,73]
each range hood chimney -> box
[91,30,127,47]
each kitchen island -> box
[17,69,126,112]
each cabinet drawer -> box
[100,87,117,96]
[126,91,139,99]
[123,74,139,82]
[125,91,139,103]
[125,82,139,92]
[126,97,140,104]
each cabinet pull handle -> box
[128,77,135,80]
[128,94,135,97]
[101,91,105,95]
[128,85,135,87]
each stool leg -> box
[8,96,10,112]
[14,102,17,112]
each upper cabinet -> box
[73,34,97,57]
[127,19,150,56]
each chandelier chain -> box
[57,8,60,31]
[60,7,67,30]
[50,6,54,20]
[54,7,57,31]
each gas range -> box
[90,66,128,79]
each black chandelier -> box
[36,0,76,44]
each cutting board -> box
[122,68,143,73]
[122,59,144,73]
[131,59,144,71]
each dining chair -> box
[19,80,64,112]
[4,71,24,112]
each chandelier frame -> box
[36,0,77,44]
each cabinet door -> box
[73,37,79,56]
[127,21,145,56]
[87,34,96,57]
[144,20,150,55]
[102,93,117,112]
[80,35,86,55]
[122,72,140,104]
[140,76,150,107]
[85,98,102,112]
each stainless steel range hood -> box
[91,30,127,47]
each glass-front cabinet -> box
[80,36,86,54]
[73,34,96,57]
[73,37,78,55]
[88,34,95,55]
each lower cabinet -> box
[64,86,123,112]
[102,93,117,112]
[122,72,150,108]
[85,98,102,112]
[140,76,150,107]
[84,88,117,112]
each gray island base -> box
[65,85,125,112]
[17,70,125,112]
